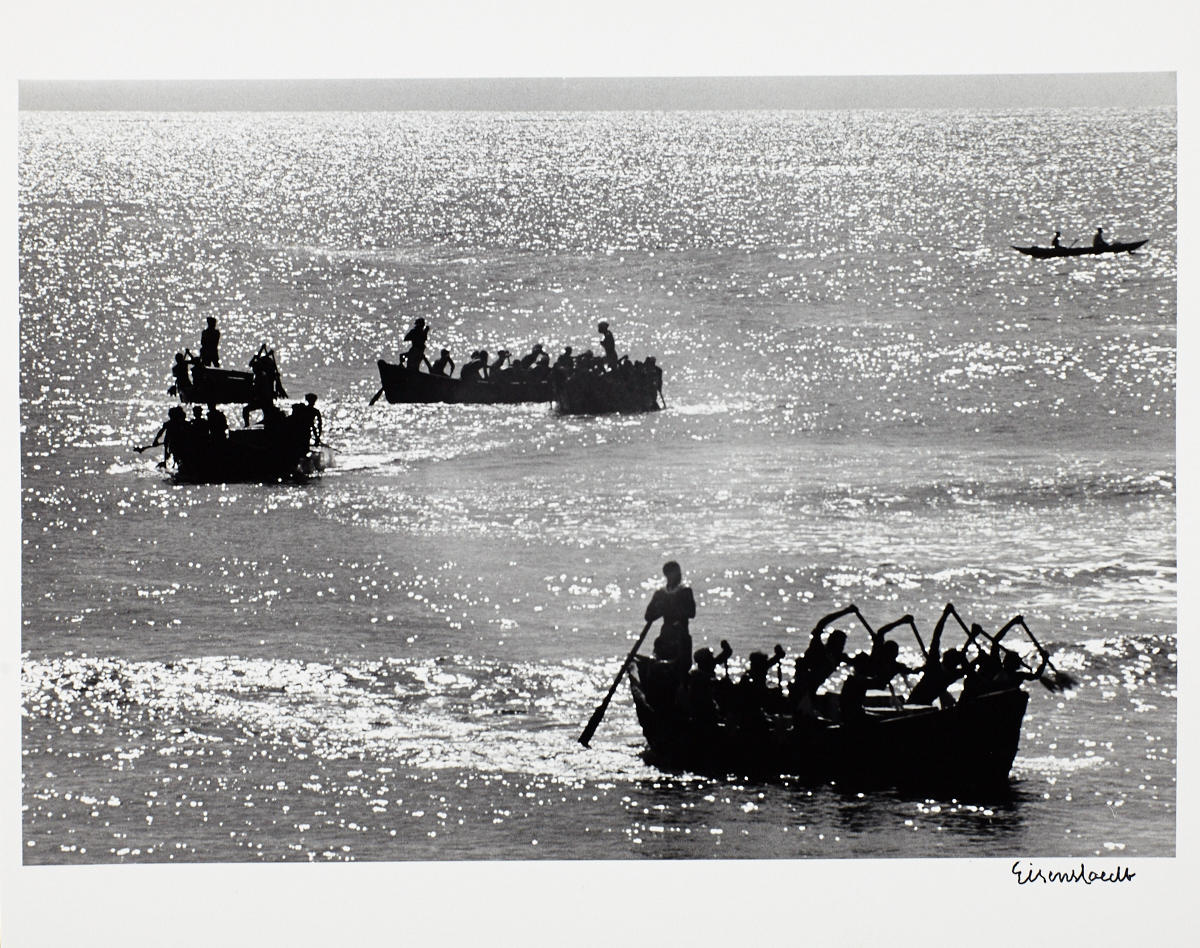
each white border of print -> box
[2,2,1193,946]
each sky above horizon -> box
[19,73,1176,111]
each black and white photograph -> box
[4,2,1191,944]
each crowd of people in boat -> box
[639,561,1049,732]
[396,317,663,395]
[143,393,323,469]
[149,319,323,470]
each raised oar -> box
[994,615,1078,692]
[579,619,654,748]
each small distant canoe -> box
[1013,239,1147,259]
[376,360,552,405]
[175,365,256,405]
[629,655,1028,789]
[169,426,328,484]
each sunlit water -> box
[19,108,1175,861]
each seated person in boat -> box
[1051,231,1062,248]
[680,647,721,725]
[206,403,229,441]
[430,349,455,377]
[489,350,511,378]
[1092,227,1108,249]
[403,317,431,371]
[188,405,208,436]
[863,639,916,692]
[460,350,488,382]
[530,350,551,380]
[906,610,965,707]
[199,316,221,367]
[728,651,785,732]
[553,346,574,373]
[838,654,872,724]
[964,645,1042,699]
[516,344,545,372]
[790,628,848,709]
[646,560,696,676]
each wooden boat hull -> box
[175,365,256,405]
[376,360,552,405]
[170,427,326,484]
[1013,239,1147,258]
[629,656,1028,789]
[553,370,662,415]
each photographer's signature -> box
[1012,861,1135,885]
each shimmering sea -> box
[18,107,1176,862]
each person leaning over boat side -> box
[147,405,189,468]
[402,317,432,372]
[289,393,323,448]
[598,321,619,370]
[430,348,455,377]
[199,317,221,367]
[1093,227,1108,249]
[646,560,696,675]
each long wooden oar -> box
[579,620,654,747]
[368,386,386,406]
[996,615,1077,691]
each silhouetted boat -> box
[169,427,330,484]
[1013,239,1147,258]
[376,359,552,405]
[174,365,255,405]
[553,368,663,415]
[628,655,1028,789]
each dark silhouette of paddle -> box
[368,386,385,406]
[579,620,654,747]
[132,443,155,453]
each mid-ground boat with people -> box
[374,359,553,405]
[1013,239,1147,258]
[167,425,330,484]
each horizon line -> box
[19,73,1176,112]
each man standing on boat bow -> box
[646,560,697,675]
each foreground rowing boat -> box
[1012,239,1147,258]
[376,360,552,405]
[629,655,1028,789]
